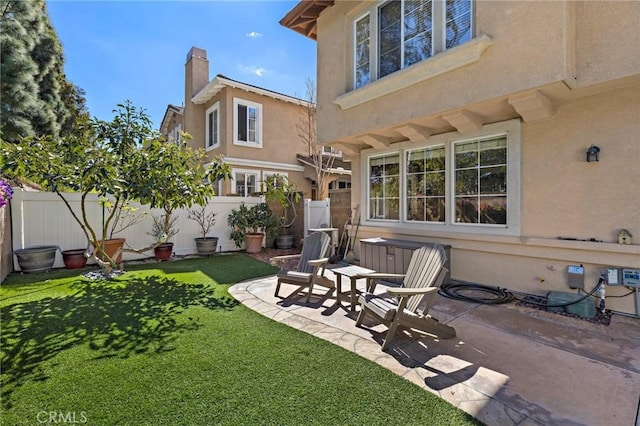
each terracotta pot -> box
[95,238,126,264]
[154,242,174,261]
[62,248,88,269]
[14,245,58,273]
[244,233,264,254]
[195,237,218,255]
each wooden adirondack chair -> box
[355,245,455,351]
[271,232,334,303]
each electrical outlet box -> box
[567,265,584,289]
[606,268,640,288]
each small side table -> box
[332,265,376,311]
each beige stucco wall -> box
[314,1,640,315]
[187,87,311,198]
[316,0,640,144]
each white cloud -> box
[246,31,263,38]
[238,64,268,77]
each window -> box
[205,102,220,150]
[261,171,288,192]
[233,170,259,196]
[368,152,400,220]
[363,120,520,235]
[169,123,182,145]
[454,137,507,224]
[406,146,446,222]
[233,98,262,148]
[329,179,352,190]
[354,0,472,89]
[323,145,343,157]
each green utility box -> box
[547,291,596,319]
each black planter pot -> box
[195,237,218,255]
[275,234,294,249]
[14,245,59,273]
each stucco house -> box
[281,1,640,315]
[160,47,351,199]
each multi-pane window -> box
[234,172,258,196]
[233,98,262,147]
[354,0,472,88]
[169,123,182,145]
[406,146,445,222]
[369,153,400,220]
[446,0,472,48]
[205,102,219,149]
[454,137,507,224]
[354,14,371,88]
[366,129,514,230]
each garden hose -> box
[439,278,604,308]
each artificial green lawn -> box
[1,254,481,425]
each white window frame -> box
[361,119,521,236]
[232,168,260,197]
[261,171,289,193]
[367,151,402,222]
[205,102,220,150]
[233,97,263,148]
[323,145,343,157]
[352,0,474,90]
[169,123,182,145]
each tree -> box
[1,101,230,272]
[297,78,335,200]
[0,0,88,142]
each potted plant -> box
[2,102,232,274]
[148,213,178,261]
[264,175,301,249]
[61,248,88,269]
[187,204,218,255]
[227,203,279,254]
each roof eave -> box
[280,1,334,41]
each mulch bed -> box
[246,248,302,271]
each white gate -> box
[303,198,331,237]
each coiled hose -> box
[439,278,604,308]
[439,281,514,304]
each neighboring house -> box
[159,104,183,145]
[160,47,350,199]
[282,1,640,315]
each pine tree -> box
[0,0,87,142]
[0,0,41,140]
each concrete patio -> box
[229,271,640,426]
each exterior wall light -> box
[586,145,600,162]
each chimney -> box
[184,47,209,147]
[185,47,209,100]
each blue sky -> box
[47,0,316,129]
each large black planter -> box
[195,237,218,255]
[14,245,59,273]
[275,234,294,249]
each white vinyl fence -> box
[10,190,262,270]
[303,198,331,236]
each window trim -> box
[261,171,289,193]
[338,33,491,110]
[233,97,263,148]
[205,102,220,150]
[232,168,260,197]
[360,119,521,236]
